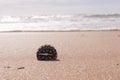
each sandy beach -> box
[0,31,120,80]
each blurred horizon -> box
[0,0,120,16]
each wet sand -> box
[0,31,120,80]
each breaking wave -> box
[0,14,120,32]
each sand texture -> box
[0,31,120,80]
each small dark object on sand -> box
[4,66,11,69]
[117,64,119,66]
[17,67,25,70]
[36,45,57,60]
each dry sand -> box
[0,31,120,80]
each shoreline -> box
[0,29,120,33]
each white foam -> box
[0,14,120,31]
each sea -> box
[0,14,120,32]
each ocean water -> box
[0,14,120,31]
